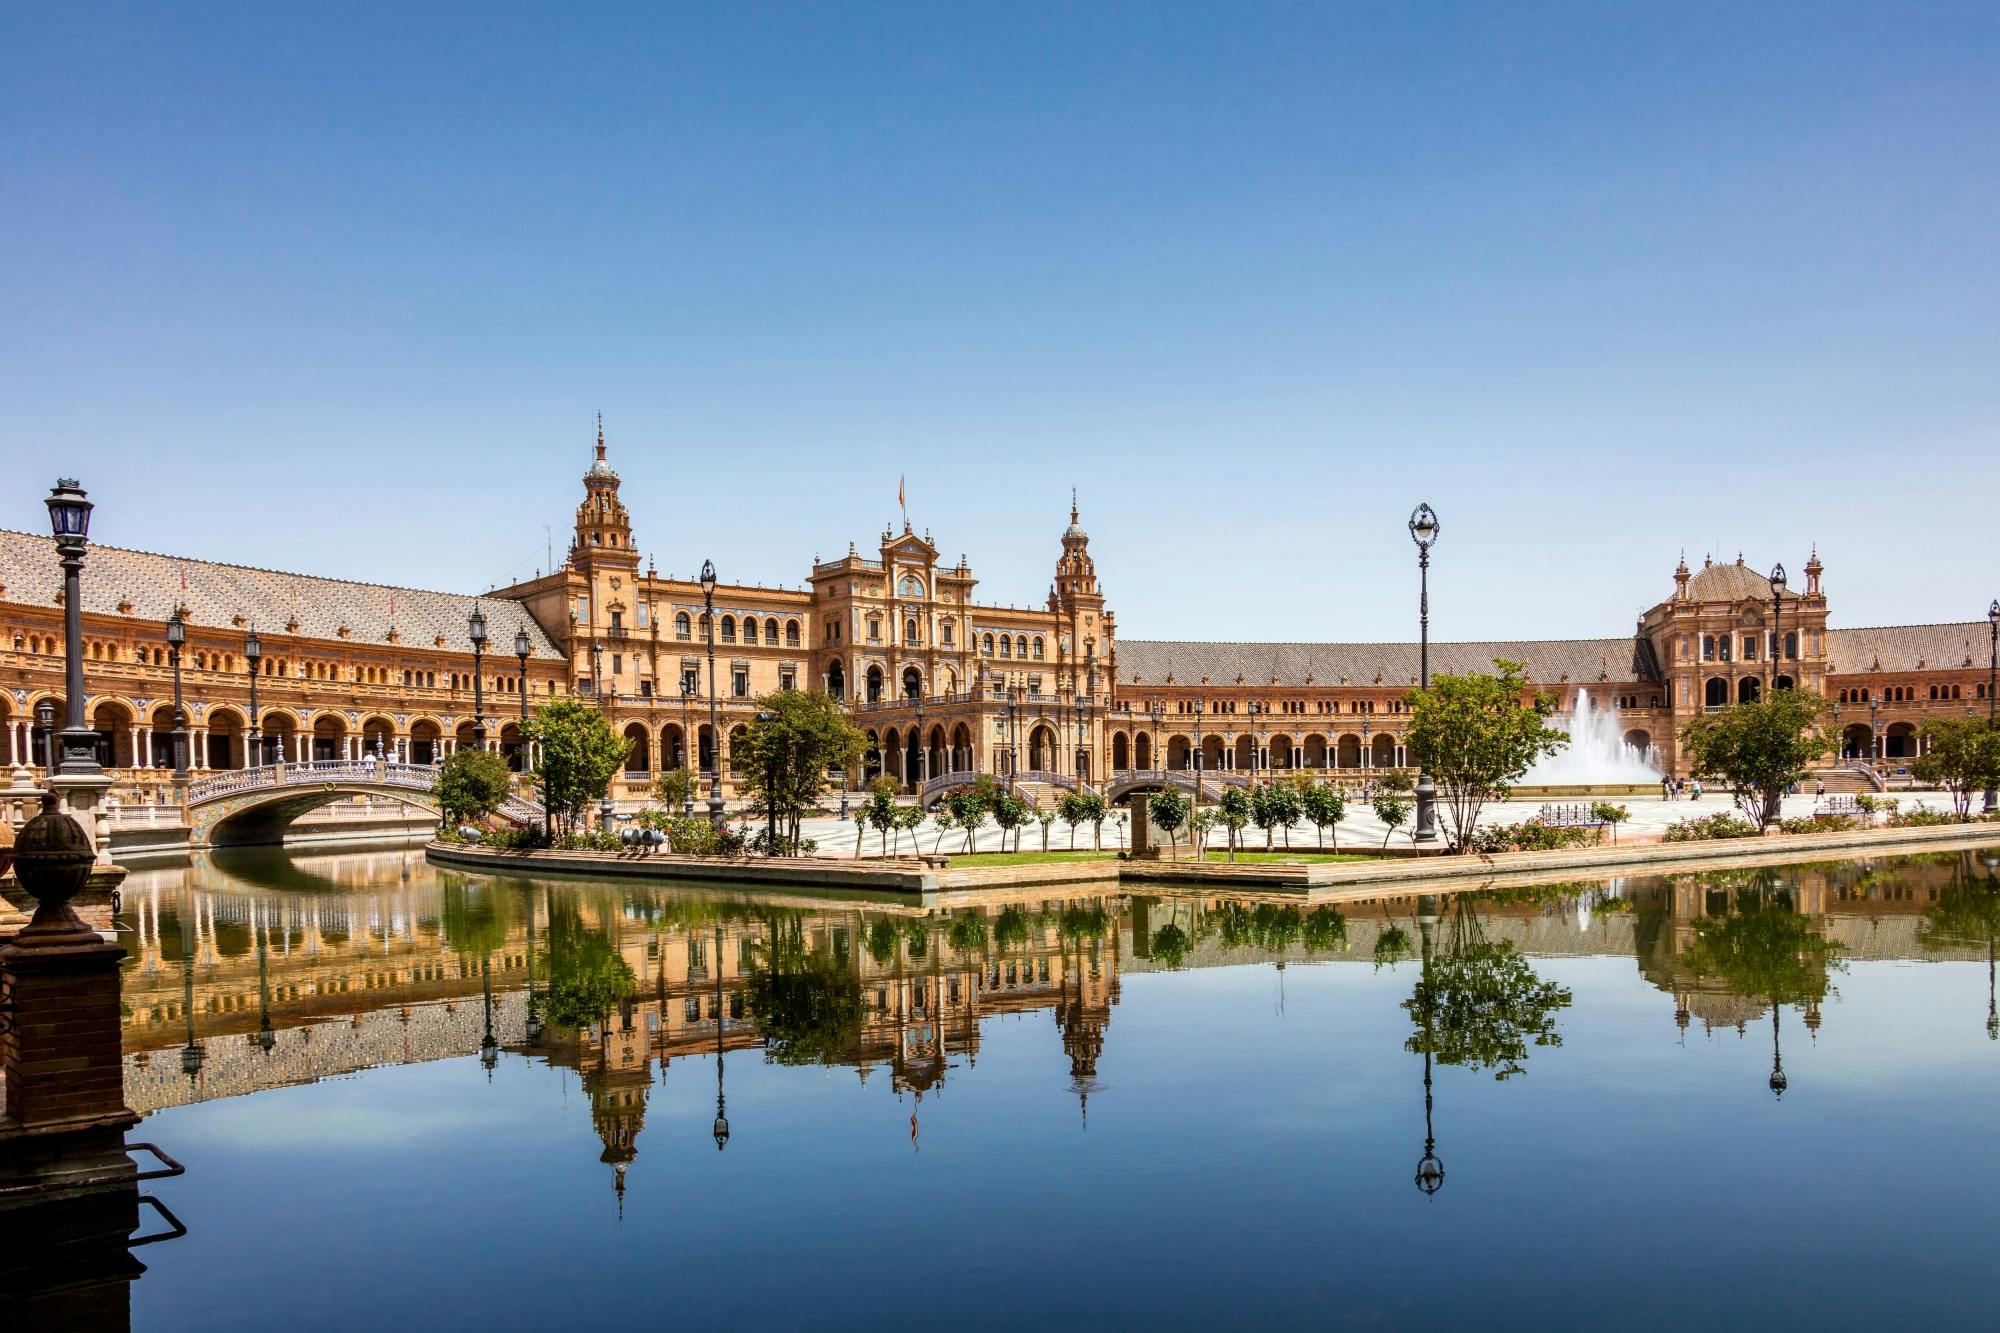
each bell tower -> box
[1051,493,1110,696]
[573,416,638,574]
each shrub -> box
[1467,819,1594,854]
[1590,802,1631,827]
[1664,812,1761,842]
[483,825,549,851]
[750,828,817,857]
[1778,813,1860,836]
[555,830,624,852]
[1887,805,1962,828]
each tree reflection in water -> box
[745,911,865,1067]
[1403,894,1573,1081]
[540,895,636,1030]
[1917,850,2000,1040]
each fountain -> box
[1520,689,1659,789]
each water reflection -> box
[114,845,2000,1188]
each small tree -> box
[1072,790,1109,849]
[947,783,991,853]
[1255,782,1302,849]
[863,775,900,856]
[1217,786,1252,861]
[1058,791,1090,849]
[1403,659,1568,852]
[1373,791,1411,848]
[1679,691,1831,830]
[1036,807,1058,851]
[992,790,1033,852]
[1302,782,1347,849]
[1911,716,2000,819]
[653,767,694,811]
[525,697,631,836]
[929,805,957,854]
[436,747,513,829]
[897,801,929,853]
[1149,787,1191,855]
[1192,807,1220,860]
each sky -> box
[3,2,1996,641]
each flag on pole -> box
[898,474,906,512]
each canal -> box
[111,844,2000,1330]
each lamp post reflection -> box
[712,918,730,1150]
[1413,895,1443,1196]
[178,903,203,1084]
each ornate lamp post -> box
[1077,698,1089,783]
[1006,692,1020,793]
[165,609,190,781]
[1192,697,1205,826]
[1149,701,1162,776]
[44,478,99,776]
[1769,563,1787,695]
[33,697,54,770]
[468,603,488,750]
[1413,894,1444,1196]
[1767,1002,1788,1099]
[514,626,532,723]
[1869,694,1881,763]
[914,686,927,793]
[1408,503,1440,845]
[680,676,697,817]
[589,639,603,703]
[712,919,730,1150]
[1986,601,1998,814]
[701,560,724,830]
[245,626,263,766]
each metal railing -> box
[185,759,440,804]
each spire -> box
[1071,487,1079,526]
[596,411,604,461]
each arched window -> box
[675,612,691,640]
[1000,636,1012,658]
[1784,631,1798,660]
[766,618,779,643]
[1702,635,1715,661]
[721,615,736,643]
[785,619,800,647]
[941,621,954,646]
[982,634,994,656]
[741,618,757,645]
[698,614,712,642]
[1031,637,1044,661]
[1015,636,1028,658]
[905,617,918,645]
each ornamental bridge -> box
[185,760,541,846]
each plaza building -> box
[2,427,1993,814]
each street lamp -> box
[1769,563,1787,695]
[468,603,488,750]
[701,559,724,830]
[1408,503,1440,845]
[1869,694,1881,762]
[34,698,55,770]
[165,609,190,781]
[1985,600,1998,814]
[913,683,927,793]
[1767,1003,1788,1099]
[45,478,100,776]
[680,675,697,817]
[514,625,532,722]
[1192,697,1205,831]
[245,626,263,766]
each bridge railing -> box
[1012,770,1079,791]
[186,760,441,805]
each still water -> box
[113,844,2000,1330]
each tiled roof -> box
[1115,636,1657,687]
[1828,623,1990,675]
[1683,559,1774,603]
[0,530,564,660]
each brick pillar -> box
[1,930,135,1136]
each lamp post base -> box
[1412,771,1440,845]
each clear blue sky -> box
[4,3,1996,640]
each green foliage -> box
[480,824,548,851]
[739,690,868,849]
[1911,716,2000,818]
[1779,813,1861,835]
[1375,769,1414,795]
[1403,659,1568,851]
[1404,904,1572,1080]
[539,897,635,1029]
[435,747,514,827]
[525,698,631,836]
[865,917,901,965]
[1300,906,1348,953]
[944,778,994,852]
[1468,819,1595,853]
[440,881,509,956]
[993,905,1034,949]
[1590,801,1631,825]
[746,918,863,1067]
[1677,690,1831,829]
[1679,893,1842,1008]
[1149,922,1191,969]
[1887,804,1962,828]
[1148,787,1191,852]
[1919,868,2000,955]
[1372,791,1411,848]
[1217,785,1252,858]
[1664,812,1762,842]
[1373,922,1413,970]
[1300,782,1347,848]
[1035,806,1058,851]
[1252,782,1302,848]
[1058,790,1109,849]
[862,775,901,855]
[555,829,624,851]
[990,790,1033,850]
[1056,903,1112,942]
[652,767,694,810]
[945,911,989,954]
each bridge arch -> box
[187,762,449,847]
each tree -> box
[1911,716,2000,819]
[524,698,630,836]
[539,895,635,1030]
[652,767,694,811]
[1035,807,1058,851]
[946,775,998,853]
[992,790,1033,852]
[1679,890,1843,1012]
[1057,791,1090,849]
[1678,690,1831,830]
[929,805,957,854]
[738,689,867,853]
[1404,899,1572,1080]
[1077,791,1109,849]
[1254,782,1301,849]
[436,747,513,829]
[897,801,929,853]
[1217,785,1252,860]
[1302,782,1347,849]
[1149,787,1191,855]
[862,775,900,856]
[1403,658,1569,852]
[745,914,863,1067]
[1192,807,1220,859]
[1373,791,1411,848]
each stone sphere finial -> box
[10,791,98,939]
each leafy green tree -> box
[1148,787,1191,855]
[1217,785,1252,860]
[1191,806,1220,860]
[1404,900,1573,1079]
[1301,782,1347,849]
[897,801,929,853]
[1403,658,1569,852]
[1679,890,1843,1011]
[1911,716,2000,819]
[1678,689,1832,829]
[1150,922,1191,969]
[1035,806,1058,851]
[1076,790,1109,849]
[652,767,694,810]
[1373,791,1411,848]
[862,774,900,856]
[539,896,635,1030]
[436,747,514,828]
[1253,781,1302,849]
[992,790,1033,851]
[440,879,510,956]
[946,775,998,852]
[525,698,631,836]
[994,905,1034,950]
[1057,791,1091,849]
[929,805,957,854]
[738,689,868,852]
[865,916,900,965]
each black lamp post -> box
[166,609,190,781]
[1768,563,1787,695]
[1408,503,1440,846]
[34,698,54,770]
[589,639,603,702]
[480,952,498,1078]
[1767,1002,1787,1099]
[1413,894,1444,1195]
[179,906,203,1083]
[1985,601,1998,815]
[468,603,488,750]
[1831,700,1843,761]
[701,560,725,830]
[712,918,730,1150]
[1870,695,1881,762]
[755,706,778,847]
[45,478,100,776]
[514,626,531,723]
[1192,697,1205,844]
[1006,692,1020,792]
[1077,698,1089,783]
[245,626,263,767]
[914,686,927,792]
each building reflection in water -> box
[110,844,2000,1199]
